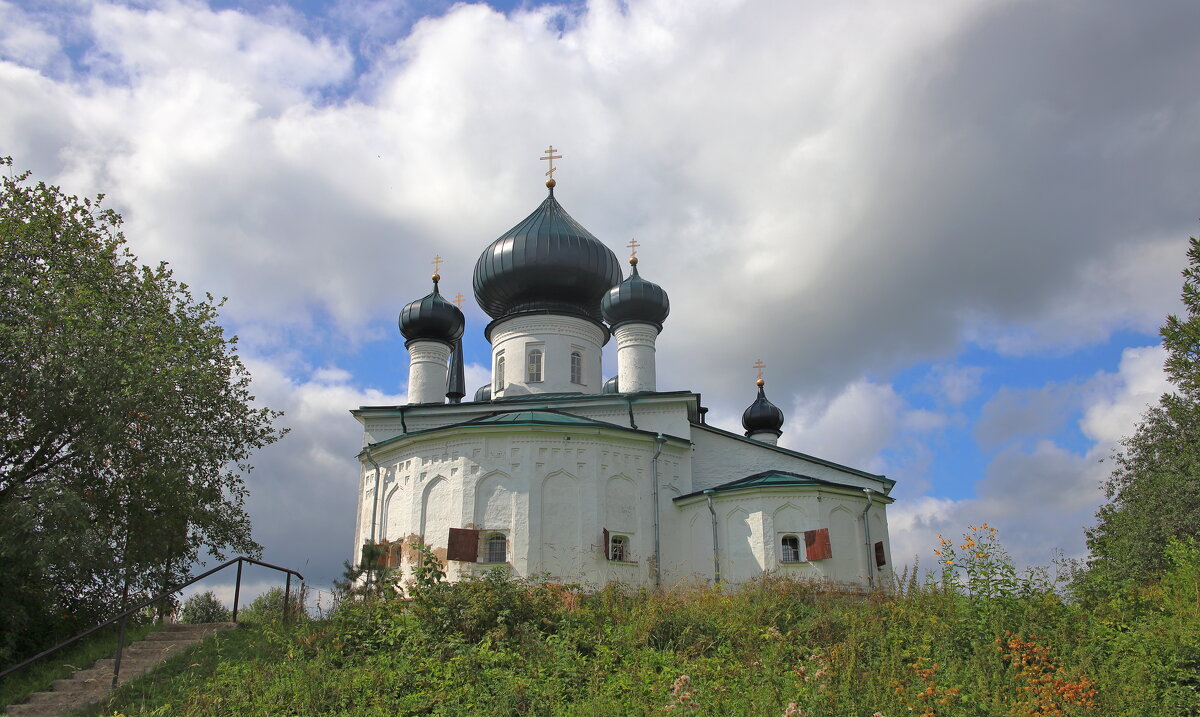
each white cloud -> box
[889,345,1170,572]
[238,357,405,587]
[4,0,1197,586]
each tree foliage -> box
[0,159,285,662]
[1086,237,1200,584]
[180,591,232,624]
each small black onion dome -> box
[474,384,493,402]
[398,276,465,346]
[601,256,670,331]
[602,375,620,394]
[473,191,623,324]
[742,379,784,437]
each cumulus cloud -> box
[3,0,1196,583]
[889,345,1169,571]
[234,357,405,589]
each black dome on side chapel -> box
[601,258,670,331]
[742,381,785,437]
[473,190,623,325]
[398,279,465,347]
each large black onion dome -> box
[398,278,465,346]
[473,191,623,325]
[601,258,670,330]
[742,380,784,437]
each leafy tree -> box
[180,591,232,624]
[238,586,308,624]
[0,159,285,662]
[1086,237,1200,584]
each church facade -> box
[351,166,895,589]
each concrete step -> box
[3,622,234,717]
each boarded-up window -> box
[874,541,886,567]
[804,528,832,561]
[447,527,480,562]
[361,542,385,569]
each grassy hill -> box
[76,529,1200,716]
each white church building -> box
[351,162,895,589]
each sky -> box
[3,0,1199,603]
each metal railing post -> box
[232,559,243,623]
[111,615,127,689]
[283,573,292,624]
[0,556,302,682]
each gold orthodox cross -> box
[541,145,562,178]
[431,254,444,276]
[753,359,766,381]
[452,293,465,309]
[626,238,640,258]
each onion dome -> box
[398,275,465,347]
[474,384,493,402]
[602,375,620,394]
[742,379,785,437]
[601,255,670,331]
[473,189,623,329]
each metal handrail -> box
[0,556,304,686]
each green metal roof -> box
[689,422,894,488]
[457,410,612,428]
[363,408,690,453]
[674,470,893,502]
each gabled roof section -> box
[690,421,895,489]
[675,470,894,502]
[362,408,689,453]
[458,409,611,428]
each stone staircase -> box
[3,622,234,717]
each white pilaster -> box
[614,322,660,393]
[407,340,451,404]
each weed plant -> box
[86,532,1200,716]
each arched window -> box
[610,534,629,562]
[570,351,583,384]
[485,533,507,563]
[495,356,505,390]
[528,348,543,382]
[781,535,801,563]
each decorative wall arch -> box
[420,475,453,549]
[539,470,580,580]
[604,474,638,534]
[723,507,757,583]
[475,470,516,531]
[829,505,859,582]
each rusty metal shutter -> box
[447,528,480,562]
[602,528,610,559]
[804,528,832,561]
[874,541,886,567]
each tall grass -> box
[85,531,1200,716]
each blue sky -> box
[3,0,1197,599]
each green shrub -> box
[179,590,231,624]
[237,585,308,624]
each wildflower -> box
[945,560,953,565]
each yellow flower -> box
[945,560,953,565]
